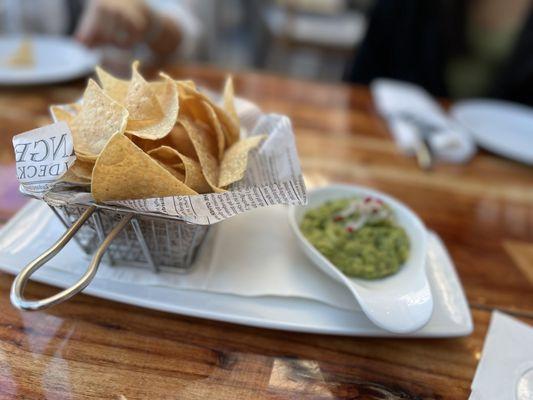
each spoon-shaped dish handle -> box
[341,271,433,333]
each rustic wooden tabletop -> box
[0,64,532,399]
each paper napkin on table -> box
[371,79,476,164]
[1,200,456,317]
[7,202,359,311]
[470,311,533,400]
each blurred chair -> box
[199,0,257,69]
[259,0,368,81]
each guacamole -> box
[300,197,409,279]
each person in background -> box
[0,0,202,64]
[344,0,533,106]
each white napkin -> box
[371,79,476,163]
[47,205,360,311]
[470,311,533,400]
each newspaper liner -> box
[13,94,307,225]
[12,121,75,195]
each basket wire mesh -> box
[51,204,210,274]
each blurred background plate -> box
[451,100,533,165]
[0,35,98,85]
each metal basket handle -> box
[10,206,133,311]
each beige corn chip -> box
[5,38,34,68]
[95,66,130,103]
[126,75,178,140]
[177,154,211,193]
[180,95,225,160]
[53,62,260,201]
[153,159,185,182]
[124,61,163,121]
[166,125,198,159]
[223,76,239,124]
[177,80,196,90]
[180,117,224,193]
[128,134,160,153]
[92,134,197,202]
[148,78,194,94]
[174,162,185,172]
[219,135,265,188]
[70,103,82,113]
[69,159,94,180]
[50,106,75,124]
[178,82,240,147]
[128,125,198,160]
[216,101,240,146]
[69,79,128,160]
[188,119,218,157]
[148,146,210,193]
[146,146,182,164]
[202,100,226,161]
[61,169,91,185]
[74,151,99,163]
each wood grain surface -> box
[0,64,532,399]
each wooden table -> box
[0,65,532,399]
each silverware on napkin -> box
[394,114,440,171]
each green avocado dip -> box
[300,196,410,279]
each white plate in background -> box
[0,200,472,337]
[451,99,533,165]
[0,35,98,85]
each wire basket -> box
[10,203,210,311]
[52,204,209,273]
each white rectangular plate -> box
[0,201,472,337]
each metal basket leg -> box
[10,206,133,311]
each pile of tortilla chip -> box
[51,62,264,203]
[4,38,34,68]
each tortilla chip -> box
[60,169,91,185]
[128,134,159,153]
[177,80,196,90]
[219,135,265,188]
[177,153,211,193]
[153,159,185,181]
[127,125,197,161]
[178,82,240,147]
[179,94,207,119]
[95,66,129,103]
[5,38,34,68]
[147,146,181,163]
[92,134,197,202]
[69,159,94,180]
[180,117,224,193]
[174,162,185,172]
[124,61,163,121]
[50,62,258,200]
[126,75,178,140]
[223,76,239,124]
[165,125,198,159]
[216,102,240,146]
[148,146,210,193]
[180,95,225,160]
[75,151,99,163]
[202,100,226,161]
[69,80,129,160]
[50,106,75,124]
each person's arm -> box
[143,10,183,56]
[145,0,202,59]
[75,0,199,59]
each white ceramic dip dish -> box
[289,184,433,333]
